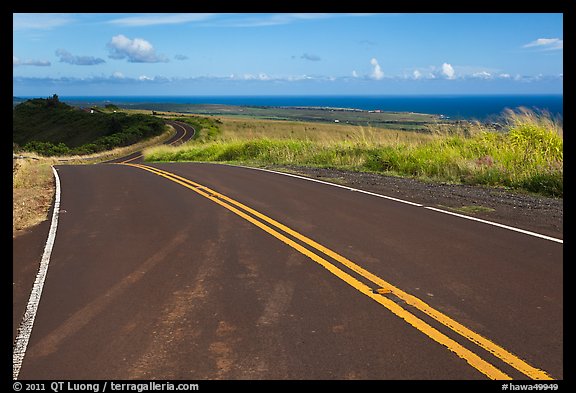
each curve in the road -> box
[13,132,562,380]
[13,119,194,379]
[103,120,195,164]
[121,162,555,380]
[232,165,563,244]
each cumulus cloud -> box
[471,71,492,79]
[441,63,455,79]
[13,55,50,67]
[352,70,359,78]
[370,57,384,80]
[523,38,563,51]
[55,49,105,65]
[107,34,168,63]
[409,64,501,80]
[301,53,321,61]
[227,72,316,82]
[241,73,271,81]
[13,71,564,96]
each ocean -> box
[53,94,562,122]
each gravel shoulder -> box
[263,165,563,240]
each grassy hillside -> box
[13,95,166,156]
[145,108,563,197]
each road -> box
[103,120,193,164]
[13,123,562,380]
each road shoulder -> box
[259,165,563,240]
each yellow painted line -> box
[123,163,553,380]
[119,154,143,164]
[167,122,188,146]
[119,122,189,164]
[125,164,553,379]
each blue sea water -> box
[54,94,562,122]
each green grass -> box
[167,115,222,143]
[144,108,562,198]
[438,205,496,215]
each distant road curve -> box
[103,120,194,164]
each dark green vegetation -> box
[13,95,165,156]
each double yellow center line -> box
[120,122,189,164]
[122,162,553,380]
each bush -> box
[516,171,563,197]
[23,141,70,156]
[508,123,562,161]
[14,97,166,156]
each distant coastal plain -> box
[14,94,563,123]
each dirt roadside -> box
[264,165,563,240]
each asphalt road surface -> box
[103,120,193,164]
[13,126,562,380]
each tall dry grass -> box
[145,108,562,197]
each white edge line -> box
[424,206,563,244]
[13,166,62,380]
[227,164,424,207]
[223,163,563,244]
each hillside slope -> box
[13,95,165,156]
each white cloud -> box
[208,13,374,28]
[55,49,105,66]
[237,73,271,81]
[13,55,51,67]
[13,72,564,95]
[441,63,455,79]
[370,58,384,80]
[352,70,359,78]
[108,13,215,27]
[13,13,74,31]
[107,34,168,63]
[407,64,503,81]
[291,75,313,81]
[523,38,563,51]
[471,71,492,79]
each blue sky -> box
[13,13,563,96]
